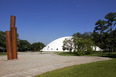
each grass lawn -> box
[35,52,116,77]
[35,58,116,77]
[84,52,116,58]
[57,52,116,58]
[57,52,103,56]
[57,52,78,56]
[0,52,7,56]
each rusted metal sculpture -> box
[6,16,18,60]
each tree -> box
[73,32,92,39]
[18,40,31,51]
[72,32,94,55]
[112,29,116,51]
[105,12,116,52]
[93,20,107,49]
[73,32,83,38]
[105,12,116,32]
[83,32,92,38]
[62,38,74,52]
[0,31,6,52]
[93,12,116,53]
[0,31,6,48]
[31,42,45,51]
[94,20,107,34]
[73,35,94,55]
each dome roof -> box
[42,36,72,51]
[41,36,102,52]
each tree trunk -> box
[112,48,113,53]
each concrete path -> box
[0,52,111,77]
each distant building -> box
[41,36,102,52]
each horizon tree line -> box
[0,31,45,52]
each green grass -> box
[35,52,116,77]
[84,52,116,58]
[57,51,116,58]
[0,52,7,56]
[57,52,78,56]
[35,58,116,77]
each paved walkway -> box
[0,52,111,77]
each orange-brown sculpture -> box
[6,16,18,60]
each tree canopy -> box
[62,32,94,55]
[62,38,73,52]
[0,31,6,48]
[31,42,45,51]
[18,40,31,51]
[93,12,116,53]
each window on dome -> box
[47,46,49,50]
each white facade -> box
[92,46,103,51]
[42,36,102,52]
[42,36,72,52]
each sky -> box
[0,0,116,45]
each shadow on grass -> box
[102,54,116,58]
[57,52,78,56]
[86,52,116,58]
[96,51,116,58]
[57,51,116,58]
[0,52,7,56]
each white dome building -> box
[42,36,102,52]
[42,36,72,52]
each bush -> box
[73,37,94,55]
[76,51,86,56]
[31,42,45,51]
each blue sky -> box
[0,0,116,45]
